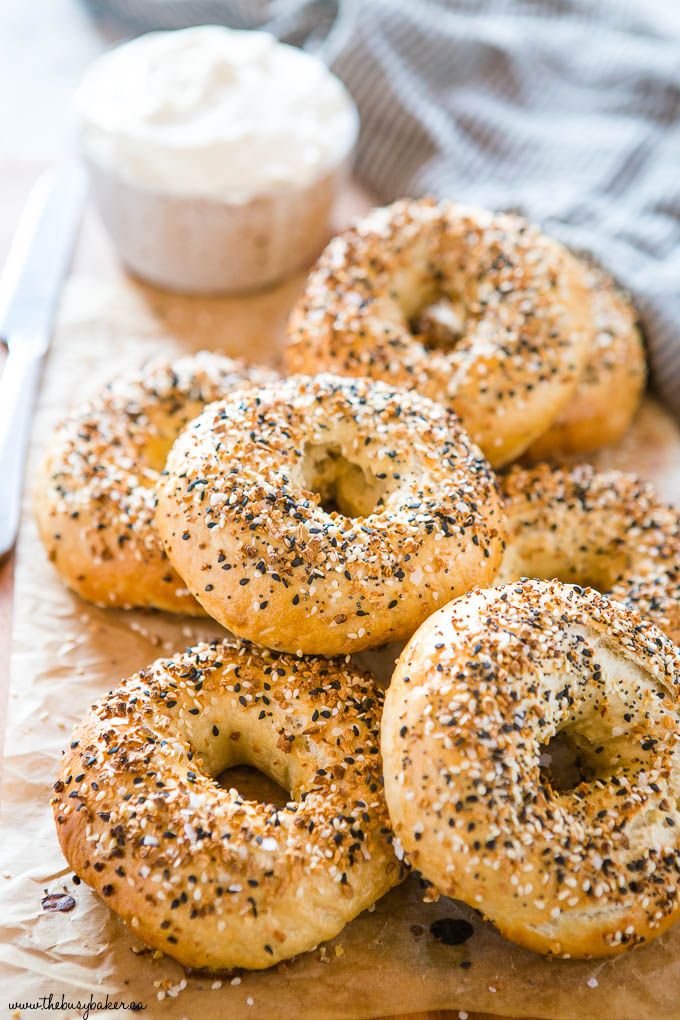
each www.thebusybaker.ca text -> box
[8,992,146,1019]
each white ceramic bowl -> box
[77,27,359,294]
[86,151,353,294]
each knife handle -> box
[0,344,43,559]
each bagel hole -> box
[217,764,290,809]
[410,297,467,350]
[301,442,388,517]
[144,415,203,473]
[539,728,608,792]
[144,435,176,474]
[552,572,615,597]
[507,560,625,599]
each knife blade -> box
[0,164,87,559]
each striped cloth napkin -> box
[88,0,680,415]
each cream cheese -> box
[76,26,359,199]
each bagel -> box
[286,198,594,466]
[527,262,645,458]
[52,638,404,970]
[155,372,506,655]
[499,463,680,644]
[381,578,680,959]
[35,352,276,614]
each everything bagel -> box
[381,578,680,958]
[499,463,680,644]
[527,262,645,459]
[287,198,594,466]
[52,639,404,970]
[36,352,276,614]
[155,373,506,655]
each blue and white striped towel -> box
[87,0,680,415]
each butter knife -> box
[0,164,87,559]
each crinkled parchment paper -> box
[1,275,680,1020]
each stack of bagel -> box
[42,198,680,971]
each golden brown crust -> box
[155,373,506,655]
[381,578,680,959]
[286,198,594,467]
[35,352,276,614]
[499,463,680,645]
[527,263,646,458]
[52,639,405,970]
